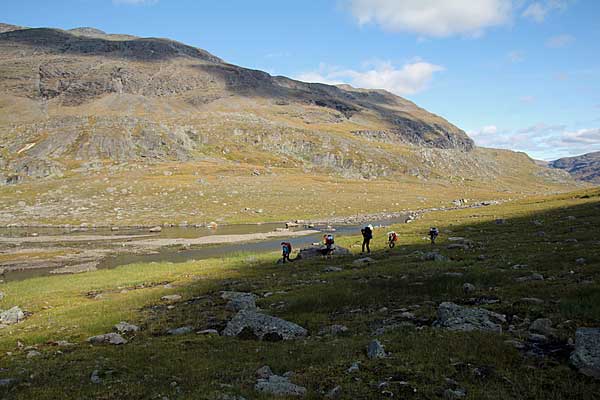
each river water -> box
[0,215,409,281]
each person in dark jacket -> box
[361,224,373,254]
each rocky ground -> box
[0,188,598,398]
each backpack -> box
[282,242,292,253]
[364,227,373,239]
[326,235,334,245]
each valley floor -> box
[0,188,599,399]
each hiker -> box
[322,234,335,257]
[429,227,439,244]
[280,241,293,263]
[387,231,398,248]
[361,224,373,254]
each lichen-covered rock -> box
[114,321,140,333]
[0,306,25,325]
[570,328,600,379]
[222,310,307,341]
[87,332,127,345]
[255,375,306,397]
[221,291,258,312]
[434,302,504,333]
[367,339,386,359]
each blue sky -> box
[3,0,600,160]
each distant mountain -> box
[550,151,600,184]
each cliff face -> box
[0,25,474,182]
[550,152,600,184]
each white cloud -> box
[519,95,536,103]
[545,34,575,48]
[469,123,600,160]
[295,60,444,96]
[345,0,513,37]
[522,0,571,22]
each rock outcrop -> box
[222,310,307,341]
[570,328,600,379]
[434,302,505,333]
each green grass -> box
[0,188,599,399]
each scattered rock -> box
[319,325,349,336]
[505,339,526,350]
[367,339,386,359]
[167,326,193,336]
[26,350,41,358]
[516,273,544,282]
[323,267,343,273]
[570,328,600,379]
[528,333,548,343]
[0,378,16,387]
[325,385,342,398]
[422,252,448,262]
[90,370,102,384]
[529,318,555,336]
[222,310,307,341]
[520,297,544,305]
[87,333,127,345]
[353,257,375,265]
[495,219,506,225]
[197,329,219,335]
[256,365,274,379]
[576,258,586,265]
[149,226,163,233]
[297,246,350,260]
[434,302,504,333]
[114,321,140,333]
[463,283,476,294]
[0,291,4,300]
[161,294,182,302]
[347,362,360,373]
[255,375,307,397]
[444,388,467,399]
[221,291,258,312]
[443,272,464,278]
[0,306,25,325]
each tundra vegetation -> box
[0,188,598,399]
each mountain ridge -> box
[549,151,600,184]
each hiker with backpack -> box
[280,241,293,263]
[387,231,398,248]
[361,224,373,254]
[429,227,439,244]
[322,233,335,256]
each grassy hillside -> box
[0,188,598,399]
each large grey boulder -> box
[221,291,258,312]
[570,328,600,379]
[0,306,25,325]
[367,339,386,359]
[87,333,127,345]
[297,246,350,260]
[434,302,504,333]
[255,375,307,397]
[222,310,307,341]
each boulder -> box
[255,375,307,397]
[516,273,544,282]
[529,318,555,336]
[367,339,386,359]
[353,257,375,265]
[318,324,349,336]
[0,306,25,325]
[256,365,274,379]
[114,322,140,333]
[323,267,343,273]
[87,333,127,345]
[570,328,600,379]
[463,283,476,294]
[297,246,350,260]
[325,385,342,399]
[422,252,448,262]
[149,226,162,233]
[222,310,307,341]
[434,302,504,333]
[221,291,258,312]
[167,326,193,336]
[161,294,182,301]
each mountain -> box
[0,24,579,226]
[549,151,600,184]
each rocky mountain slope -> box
[0,24,579,225]
[549,151,600,184]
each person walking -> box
[429,227,439,244]
[281,241,293,263]
[361,224,373,254]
